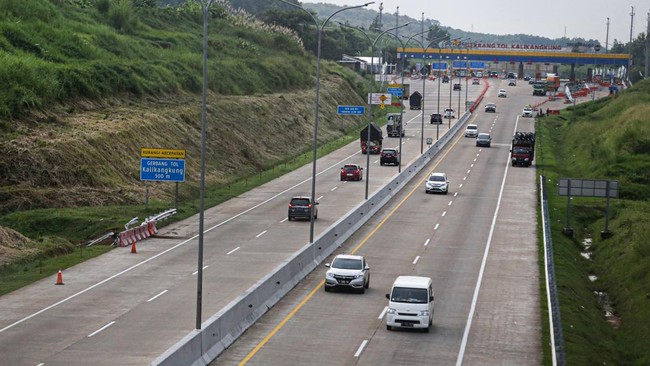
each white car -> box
[425,172,449,194]
[522,107,534,117]
[465,124,478,138]
[324,254,370,293]
[444,108,455,119]
[498,89,507,98]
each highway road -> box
[214,77,543,365]
[0,76,541,365]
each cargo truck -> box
[360,123,383,154]
[409,91,422,109]
[546,73,561,92]
[510,132,535,167]
[533,83,546,96]
[386,113,405,137]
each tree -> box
[369,14,382,32]
[427,25,449,46]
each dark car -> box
[340,164,363,181]
[380,148,400,166]
[288,196,318,221]
[453,83,462,91]
[484,103,497,112]
[476,133,492,147]
[430,113,443,124]
[442,75,450,83]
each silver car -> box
[324,254,370,293]
[425,172,449,194]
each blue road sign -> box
[469,61,485,69]
[452,61,467,69]
[432,62,447,70]
[387,87,403,96]
[140,158,185,182]
[337,105,366,115]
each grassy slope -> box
[535,79,650,365]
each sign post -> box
[140,148,186,206]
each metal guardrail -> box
[85,208,177,247]
[540,175,566,366]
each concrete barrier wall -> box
[151,112,470,366]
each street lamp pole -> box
[278,0,373,243]
[196,0,216,331]
[339,22,411,199]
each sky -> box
[306,1,648,46]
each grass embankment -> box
[0,0,388,293]
[535,79,650,365]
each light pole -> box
[464,44,470,111]
[196,0,216,331]
[339,22,411,199]
[277,0,373,243]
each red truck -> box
[360,122,383,154]
[511,132,535,167]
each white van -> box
[385,276,434,332]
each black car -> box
[476,133,492,147]
[430,113,443,124]
[288,196,318,221]
[380,148,400,166]
[442,75,449,83]
[484,103,497,112]
[453,83,461,91]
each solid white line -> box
[256,230,267,238]
[331,186,338,191]
[354,340,369,357]
[317,195,324,201]
[227,247,240,255]
[192,265,208,275]
[456,115,518,366]
[434,224,439,231]
[442,211,447,217]
[413,256,420,265]
[424,238,431,246]
[88,321,115,337]
[448,201,453,206]
[147,290,168,302]
[279,218,288,223]
[378,306,388,319]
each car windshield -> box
[390,287,428,304]
[331,258,362,270]
[429,175,445,182]
[383,150,396,154]
[343,166,358,171]
[290,198,310,206]
[513,147,530,154]
[467,126,477,130]
[478,134,489,140]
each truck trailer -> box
[360,122,383,154]
[386,113,405,137]
[511,132,535,167]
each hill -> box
[0,0,368,270]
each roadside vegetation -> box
[535,78,650,365]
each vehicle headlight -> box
[524,158,529,161]
[354,274,363,279]
[420,310,430,316]
[326,272,336,279]
[387,308,397,314]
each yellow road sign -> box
[140,148,186,159]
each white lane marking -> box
[470,164,474,168]
[454,192,458,197]
[0,146,369,334]
[456,115,519,366]
[463,176,467,181]
[280,218,288,223]
[442,211,447,217]
[374,160,379,164]
[331,186,338,192]
[378,306,388,319]
[467,169,471,174]
[473,158,477,162]
[434,224,440,231]
[227,247,240,255]
[424,238,431,246]
[476,153,480,157]
[354,340,369,357]
[459,184,463,188]
[37,364,44,366]
[88,321,115,337]
[147,290,168,303]
[448,201,453,206]
[413,256,420,265]
[256,230,267,238]
[192,265,208,275]
[317,195,324,201]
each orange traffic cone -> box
[55,270,64,285]
[131,241,137,254]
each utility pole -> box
[646,11,649,79]
[643,12,650,78]
[605,17,610,52]
[628,6,635,80]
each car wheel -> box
[380,162,384,166]
[423,326,429,333]
[444,190,448,195]
[386,325,392,331]
[324,285,330,292]
[359,287,365,294]
[365,276,370,289]
[288,216,292,221]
